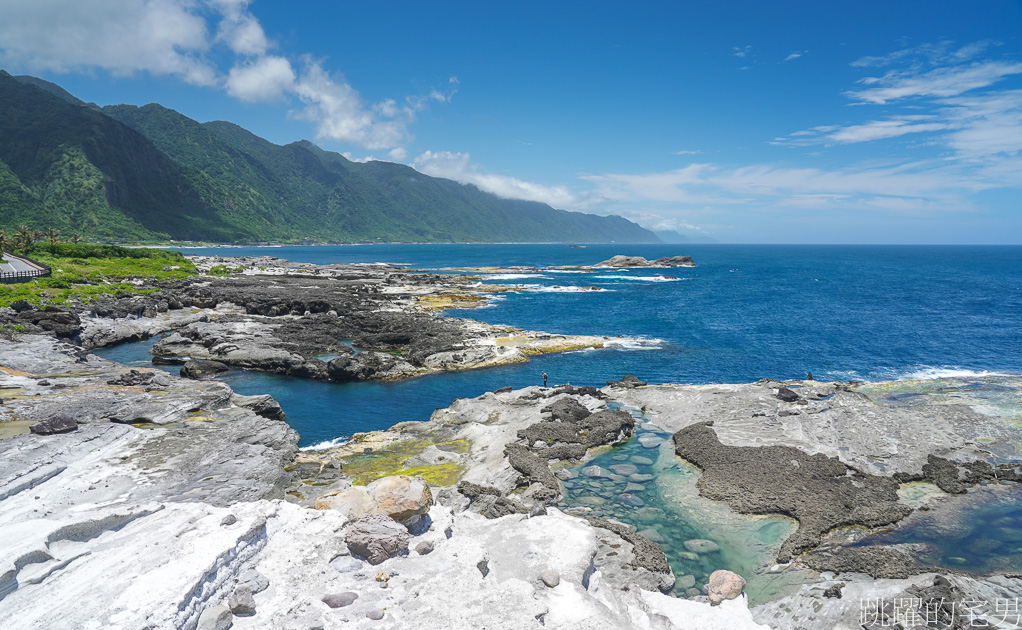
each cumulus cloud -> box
[413,151,586,208]
[0,0,455,154]
[0,0,217,85]
[226,55,295,102]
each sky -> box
[1,0,1021,244]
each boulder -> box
[228,586,256,616]
[29,413,78,435]
[775,387,800,402]
[369,474,432,521]
[316,475,432,523]
[344,515,411,565]
[540,570,560,587]
[707,569,746,605]
[181,359,230,380]
[196,605,233,630]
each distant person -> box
[542,372,548,387]
[806,372,814,381]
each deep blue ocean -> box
[97,244,1022,448]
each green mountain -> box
[0,71,659,243]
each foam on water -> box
[592,275,684,282]
[485,273,549,280]
[300,437,349,451]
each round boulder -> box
[707,569,746,605]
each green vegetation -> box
[0,241,195,308]
[0,71,660,245]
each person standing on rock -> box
[542,372,548,387]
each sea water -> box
[94,244,1022,593]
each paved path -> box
[0,253,46,276]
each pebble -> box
[529,504,548,517]
[630,456,655,466]
[629,473,655,483]
[617,493,644,507]
[366,609,385,620]
[583,465,605,478]
[638,435,664,449]
[683,539,721,554]
[609,463,638,476]
[554,468,575,480]
[322,592,359,608]
[612,454,630,461]
[624,482,645,493]
[415,540,435,555]
[676,574,696,589]
[637,528,665,543]
[540,570,561,587]
[220,514,237,526]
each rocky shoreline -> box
[3,255,643,383]
[2,256,1022,629]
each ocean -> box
[97,243,1022,448]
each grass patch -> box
[0,243,196,307]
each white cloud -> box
[226,55,295,102]
[0,0,217,85]
[775,41,1022,165]
[0,0,455,154]
[732,45,752,58]
[413,151,586,208]
[209,0,268,56]
[848,61,1022,104]
[673,149,702,155]
[783,51,807,62]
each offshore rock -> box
[594,255,695,268]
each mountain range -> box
[0,71,660,244]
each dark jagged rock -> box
[586,517,674,591]
[822,582,845,599]
[16,307,81,339]
[29,413,78,435]
[801,546,926,579]
[541,397,591,423]
[775,387,800,402]
[505,444,561,503]
[180,360,230,380]
[919,454,1022,494]
[673,421,912,563]
[107,369,170,389]
[607,374,647,388]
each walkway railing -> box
[0,252,52,284]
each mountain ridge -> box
[0,71,660,244]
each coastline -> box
[2,251,1021,628]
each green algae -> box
[339,437,469,486]
[0,420,34,440]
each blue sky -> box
[1,0,1021,243]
